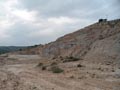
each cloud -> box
[0,0,119,46]
[0,19,14,41]
[48,17,79,25]
[20,0,101,17]
[28,16,80,41]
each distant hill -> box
[11,19,120,65]
[0,46,26,54]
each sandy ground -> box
[0,55,120,90]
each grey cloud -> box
[3,23,35,46]
[20,0,103,17]
[20,0,120,20]
[0,0,120,46]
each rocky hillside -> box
[12,45,43,55]
[15,19,120,64]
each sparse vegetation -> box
[50,66,64,73]
[37,63,43,67]
[99,35,104,40]
[63,56,80,63]
[111,69,115,72]
[19,49,23,51]
[77,64,83,67]
[0,46,26,54]
[52,57,56,60]
[51,62,57,66]
[27,45,39,49]
[59,56,63,60]
[41,66,47,70]
[69,75,74,79]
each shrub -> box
[69,75,74,79]
[52,57,56,60]
[111,69,115,72]
[68,56,79,61]
[99,35,104,40]
[63,56,79,63]
[77,64,83,67]
[51,62,57,66]
[50,66,64,73]
[41,66,46,70]
[59,56,63,60]
[37,63,43,67]
[19,49,23,51]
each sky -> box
[0,0,120,46]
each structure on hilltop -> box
[99,19,107,23]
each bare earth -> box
[0,55,120,90]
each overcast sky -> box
[0,0,120,46]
